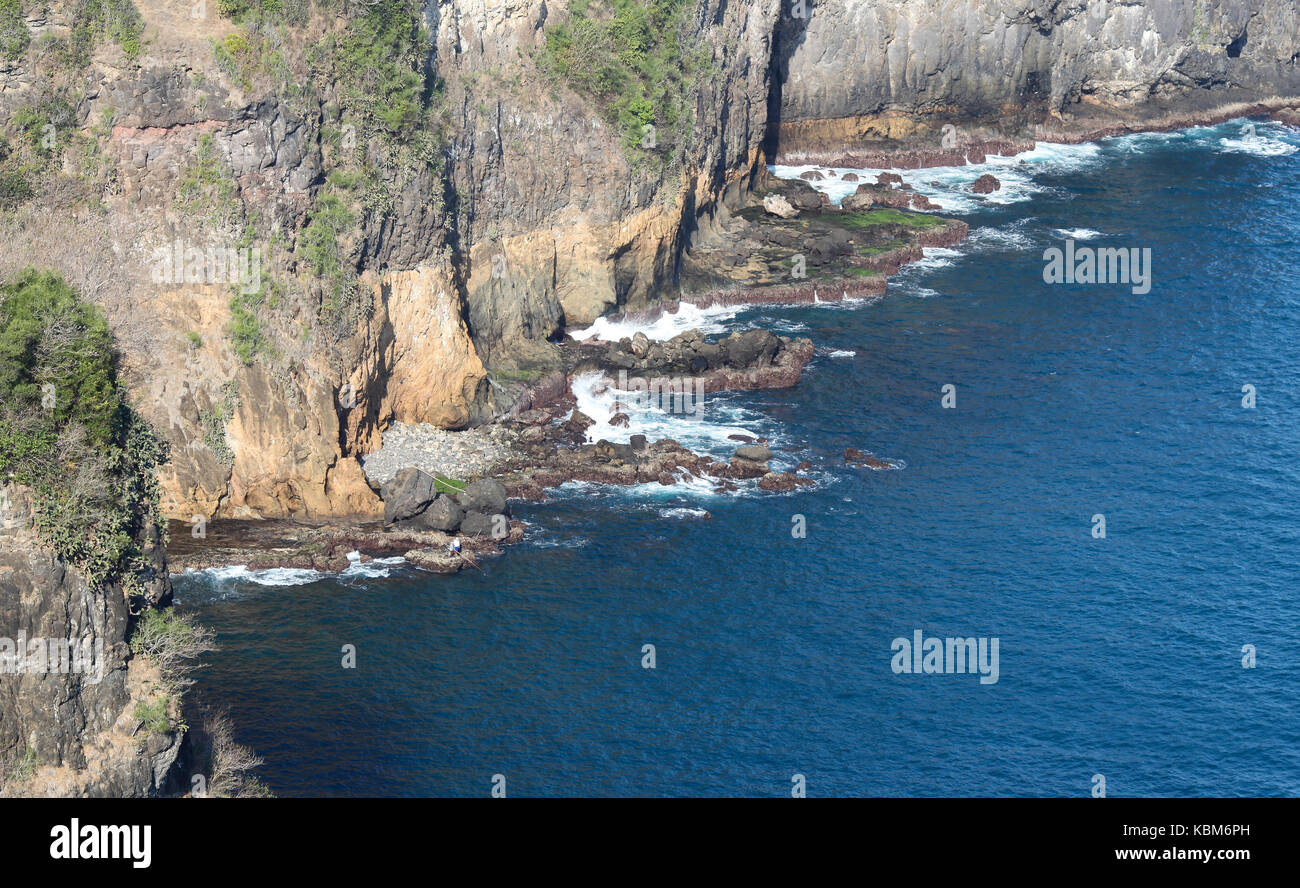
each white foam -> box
[183,551,407,586]
[568,301,741,342]
[659,507,711,519]
[968,221,1039,251]
[1218,134,1298,156]
[1054,227,1103,240]
[188,565,324,586]
[570,370,772,461]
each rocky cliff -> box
[0,0,1295,522]
[0,484,184,797]
[770,0,1300,162]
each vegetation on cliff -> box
[0,268,168,593]
[539,0,714,168]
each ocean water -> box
[175,121,1300,797]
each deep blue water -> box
[176,121,1300,797]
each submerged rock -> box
[844,448,893,469]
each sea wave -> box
[178,551,407,590]
[570,371,778,462]
[568,301,741,342]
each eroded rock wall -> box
[771,0,1300,161]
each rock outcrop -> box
[3,0,1295,525]
[770,0,1300,165]
[0,485,184,797]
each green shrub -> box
[129,607,215,688]
[64,0,145,67]
[0,269,169,591]
[227,292,265,365]
[540,0,699,163]
[198,380,238,462]
[134,697,170,733]
[0,269,119,443]
[0,167,33,209]
[0,0,29,61]
[335,1,430,139]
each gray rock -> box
[414,494,463,532]
[735,444,773,462]
[460,511,507,538]
[381,467,437,525]
[455,479,509,516]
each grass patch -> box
[838,208,949,231]
[433,476,467,495]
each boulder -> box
[799,170,824,181]
[723,329,779,368]
[567,410,596,434]
[971,173,1002,194]
[413,494,463,532]
[381,468,436,526]
[785,188,825,211]
[728,457,770,479]
[404,547,462,573]
[735,444,773,462]
[841,186,875,212]
[762,193,799,219]
[456,478,509,516]
[842,172,859,182]
[609,412,630,428]
[877,172,904,186]
[460,511,506,538]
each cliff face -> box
[770,0,1300,161]
[0,0,781,520]
[0,0,1296,521]
[0,485,184,797]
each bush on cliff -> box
[0,269,169,592]
[540,0,704,164]
[0,0,28,62]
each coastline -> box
[772,96,1300,169]
[171,107,1300,579]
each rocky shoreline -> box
[773,97,1300,171]
[174,101,1300,579]
[166,170,979,575]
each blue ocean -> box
[174,121,1300,797]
